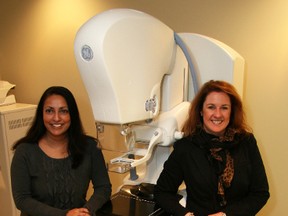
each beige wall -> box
[1,0,287,214]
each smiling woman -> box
[10,86,111,216]
[39,94,71,159]
[201,91,231,137]
[154,80,270,216]
[42,95,71,136]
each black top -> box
[154,132,269,216]
[11,137,111,216]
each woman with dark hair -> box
[11,86,111,216]
[154,80,269,216]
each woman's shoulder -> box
[83,135,101,151]
[15,142,38,153]
[234,132,260,155]
[13,142,40,162]
[84,135,97,142]
[237,132,257,145]
[84,135,98,145]
[173,136,196,151]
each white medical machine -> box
[74,8,244,190]
[0,81,37,216]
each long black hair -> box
[12,86,89,168]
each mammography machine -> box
[74,9,244,215]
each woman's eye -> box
[59,109,69,114]
[221,106,230,110]
[45,109,54,114]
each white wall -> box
[1,0,287,214]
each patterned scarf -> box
[193,127,239,207]
[210,147,234,206]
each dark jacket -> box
[154,133,269,216]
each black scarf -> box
[192,127,240,207]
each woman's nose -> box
[214,108,222,117]
[53,112,60,120]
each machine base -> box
[97,183,170,216]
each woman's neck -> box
[39,133,69,158]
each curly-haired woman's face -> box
[201,91,231,136]
[43,95,71,139]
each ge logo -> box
[81,45,93,61]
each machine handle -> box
[130,128,163,167]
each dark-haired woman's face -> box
[201,91,231,136]
[43,95,71,139]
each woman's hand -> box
[66,208,90,216]
[208,212,226,216]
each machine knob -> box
[174,131,184,140]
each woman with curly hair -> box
[154,80,269,216]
